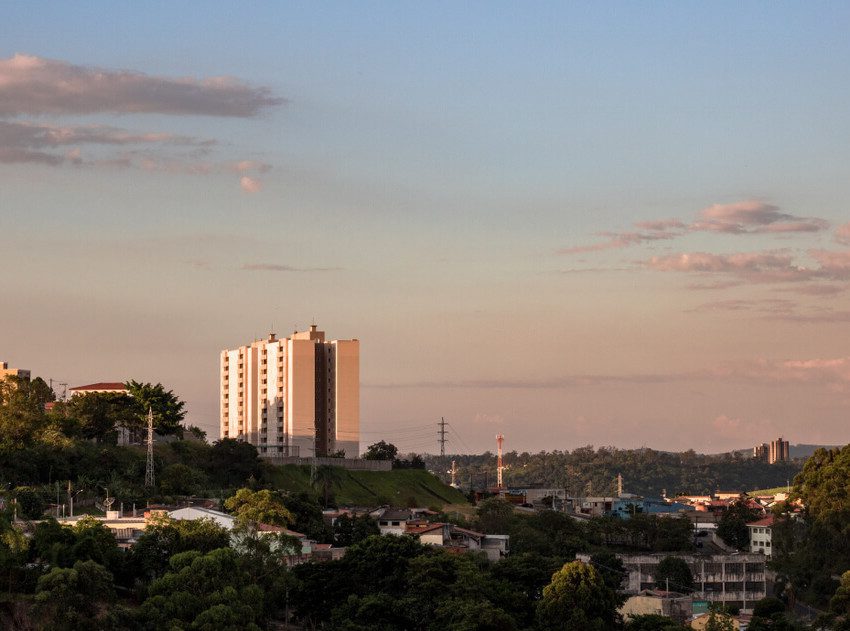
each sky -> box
[3,2,850,454]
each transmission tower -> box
[438,417,448,456]
[145,407,155,488]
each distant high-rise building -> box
[768,437,790,464]
[220,325,359,458]
[753,443,769,462]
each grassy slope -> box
[266,465,468,508]
[748,486,793,495]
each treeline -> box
[425,446,802,496]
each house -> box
[169,506,235,530]
[619,590,693,624]
[373,507,435,535]
[403,520,510,561]
[69,382,129,396]
[747,515,775,558]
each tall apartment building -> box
[768,437,790,464]
[1,362,31,382]
[220,325,359,458]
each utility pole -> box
[438,417,447,457]
[145,407,155,488]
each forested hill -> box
[423,447,803,496]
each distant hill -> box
[265,465,468,508]
[424,447,806,497]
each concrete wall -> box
[262,456,391,471]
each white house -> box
[747,515,774,558]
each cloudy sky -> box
[3,3,850,454]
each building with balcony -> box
[220,325,359,458]
[579,552,770,613]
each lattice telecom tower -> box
[144,407,155,488]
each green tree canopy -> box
[224,488,294,528]
[125,380,186,436]
[33,560,115,631]
[536,560,620,630]
[653,556,694,594]
[717,498,763,550]
[363,440,398,461]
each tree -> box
[131,515,230,580]
[831,571,850,616]
[66,392,138,443]
[590,551,627,593]
[653,556,693,594]
[363,440,398,461]
[125,380,186,436]
[333,513,380,546]
[0,375,49,446]
[624,614,688,630]
[13,486,45,519]
[536,560,620,630]
[717,498,762,550]
[207,438,262,487]
[703,606,735,631]
[312,465,345,508]
[477,497,515,534]
[159,463,208,496]
[224,488,294,528]
[281,492,333,542]
[136,547,264,630]
[33,560,115,631]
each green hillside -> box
[266,465,468,508]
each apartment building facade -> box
[220,325,359,458]
[578,552,770,613]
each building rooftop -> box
[747,515,775,527]
[70,382,127,392]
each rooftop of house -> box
[70,382,128,392]
[747,515,775,528]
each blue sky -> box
[3,3,850,453]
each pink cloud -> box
[560,200,828,255]
[240,176,262,193]
[646,251,795,273]
[0,53,283,117]
[559,220,686,254]
[835,223,850,245]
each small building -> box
[69,382,129,396]
[619,590,693,624]
[747,515,774,558]
[0,362,30,382]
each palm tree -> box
[311,465,345,508]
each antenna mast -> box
[145,407,155,488]
[496,433,504,491]
[438,417,447,457]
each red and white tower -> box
[496,433,504,490]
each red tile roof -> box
[70,382,127,391]
[747,515,775,527]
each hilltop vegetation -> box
[425,446,802,496]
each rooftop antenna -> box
[496,433,504,491]
[145,407,155,488]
